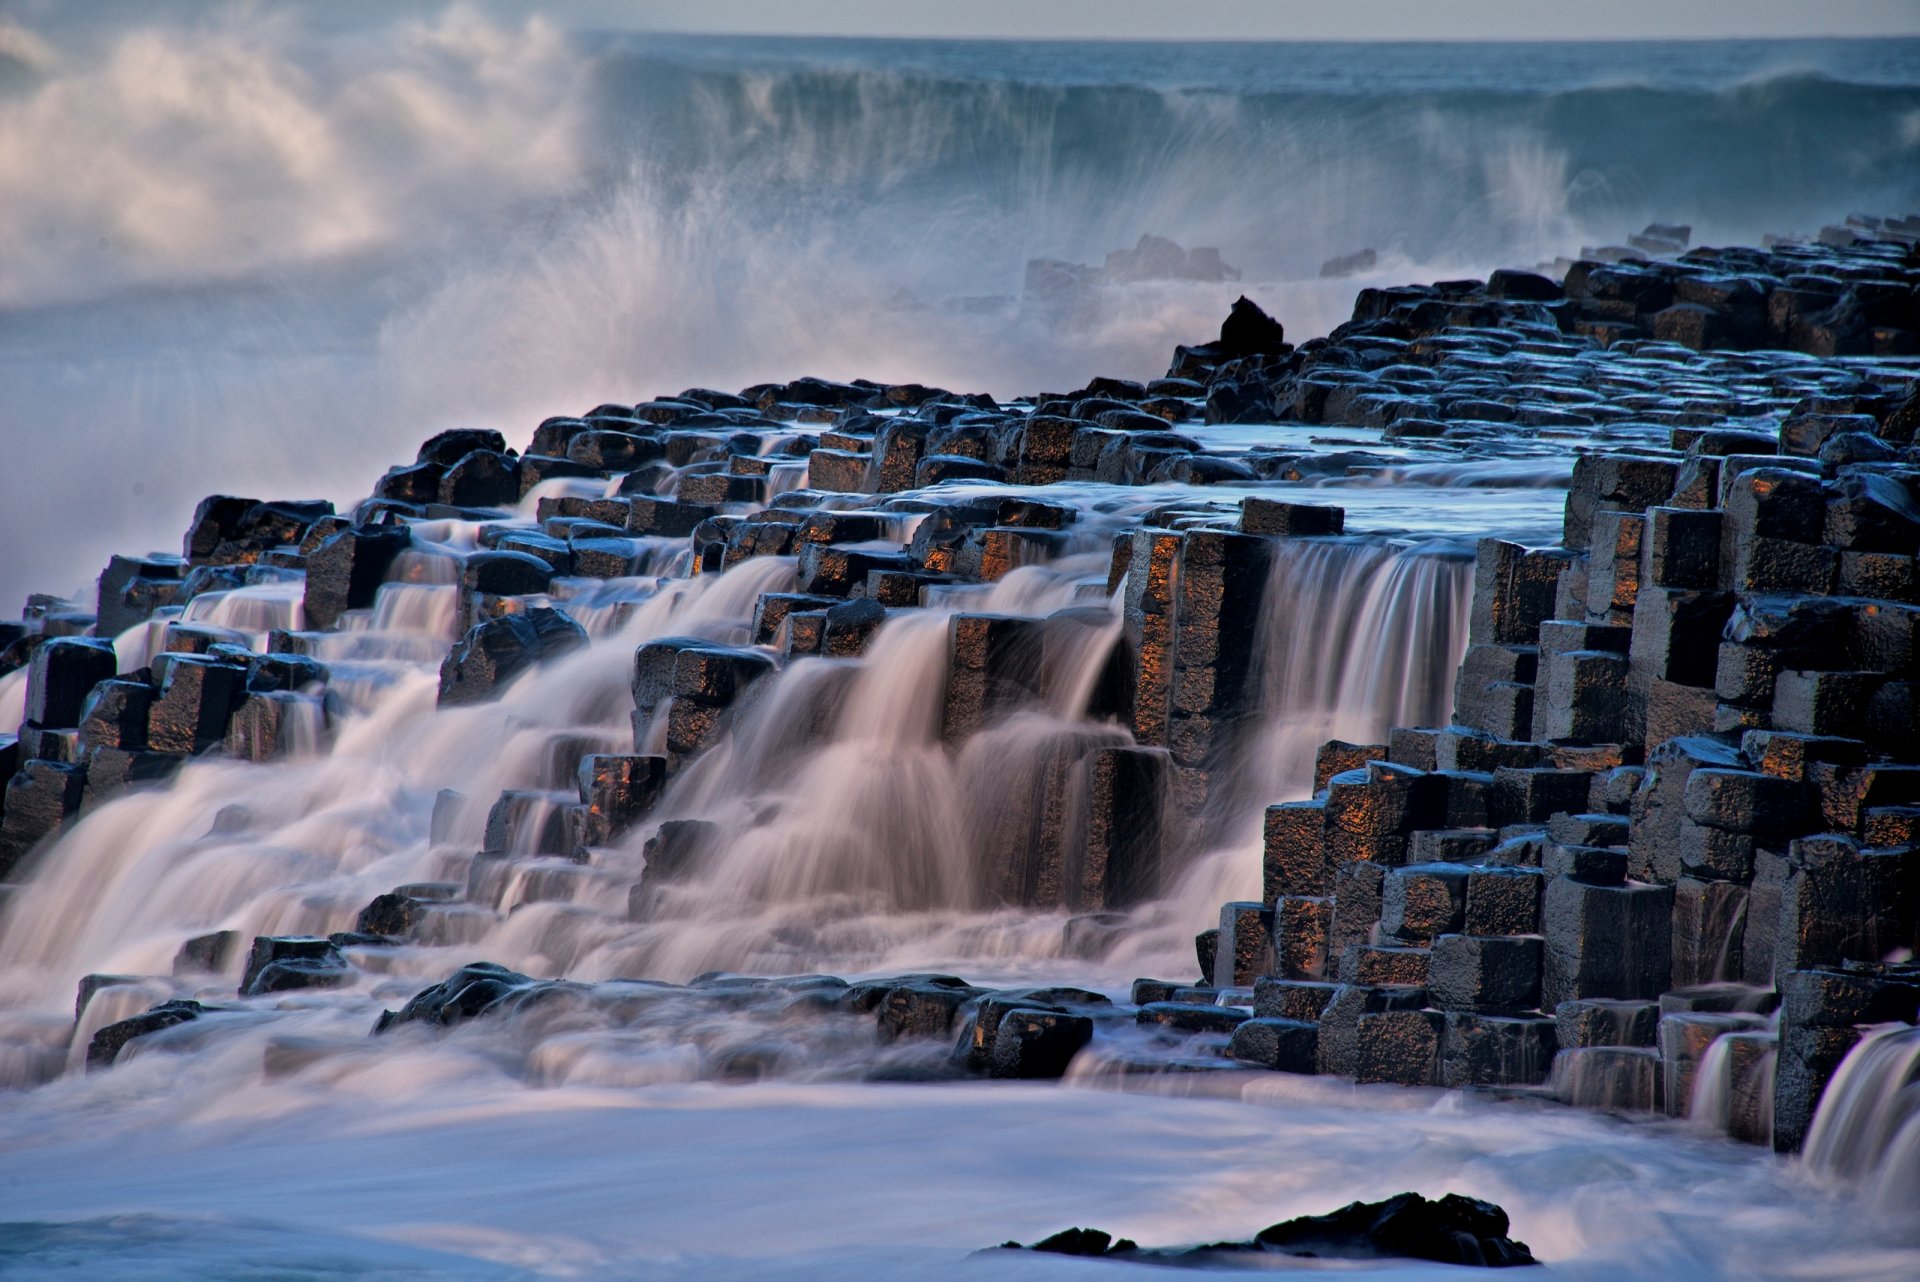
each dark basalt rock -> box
[303,523,412,630]
[239,935,350,996]
[1001,1227,1135,1256]
[1252,1192,1537,1267]
[1217,294,1289,359]
[998,1192,1535,1268]
[374,961,573,1033]
[437,607,588,706]
[416,428,508,466]
[86,999,206,1069]
[356,892,426,938]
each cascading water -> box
[1238,537,1471,810]
[1803,1023,1920,1218]
[0,490,1491,1054]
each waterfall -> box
[0,501,1480,1079]
[1240,536,1472,807]
[1803,1023,1920,1217]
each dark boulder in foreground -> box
[437,607,589,706]
[1253,1192,1536,1267]
[998,1192,1537,1268]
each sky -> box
[522,0,1920,41]
[7,0,1919,43]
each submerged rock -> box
[86,999,206,1069]
[239,935,350,996]
[373,961,570,1033]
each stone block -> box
[1585,510,1645,623]
[25,638,118,729]
[1442,1012,1557,1087]
[1380,863,1470,943]
[76,679,152,752]
[1773,1021,1865,1153]
[1642,679,1720,748]
[224,691,315,763]
[1643,506,1722,589]
[1544,844,1629,885]
[1408,828,1499,865]
[1683,768,1811,835]
[1548,811,1629,849]
[1660,1012,1768,1118]
[1429,934,1542,1012]
[1078,745,1169,909]
[943,614,1044,742]
[1671,876,1751,989]
[239,935,348,997]
[1314,740,1388,795]
[1771,670,1886,737]
[1493,767,1595,826]
[1718,1031,1779,1145]
[1355,1009,1444,1085]
[1328,861,1385,961]
[1316,983,1427,1077]
[1774,836,1915,974]
[1253,977,1341,1023]
[1628,735,1746,883]
[1434,728,1543,773]
[989,1009,1095,1079]
[1136,1001,1248,1036]
[1214,901,1276,987]
[1338,943,1430,987]
[147,657,247,755]
[1534,649,1629,743]
[1542,877,1674,1009]
[1629,586,1730,696]
[1229,1017,1321,1073]
[575,754,668,847]
[1553,1046,1661,1112]
[1780,966,1920,1028]
[1240,498,1344,536]
[1555,997,1659,1049]
[1564,454,1679,550]
[750,593,840,646]
[1324,761,1445,866]
[1263,800,1330,900]
[1464,866,1545,935]
[303,524,411,630]
[1714,642,1779,710]
[1471,540,1575,646]
[1452,647,1541,740]
[1387,727,1442,771]
[0,759,88,878]
[876,982,980,1041]
[1271,895,1333,980]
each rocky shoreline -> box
[3,215,1918,1167]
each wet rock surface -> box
[3,213,1916,1172]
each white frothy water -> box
[8,12,1916,615]
[1803,1023,1920,1220]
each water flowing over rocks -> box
[1,212,1918,1251]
